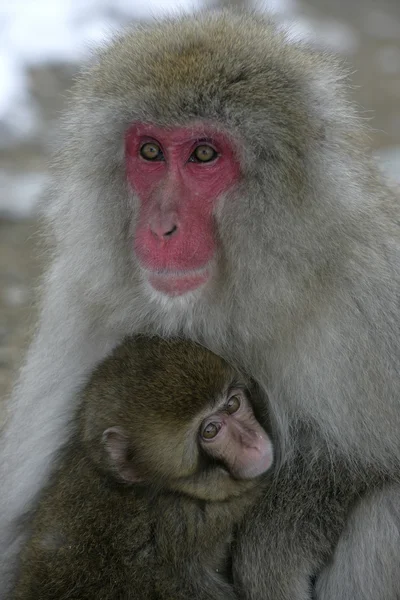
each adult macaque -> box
[14,336,273,599]
[1,10,400,599]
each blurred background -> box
[0,0,399,405]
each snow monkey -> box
[1,10,400,600]
[14,336,274,599]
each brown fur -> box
[14,337,265,599]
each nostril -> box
[149,217,178,239]
[164,224,177,237]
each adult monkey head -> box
[70,12,327,330]
[2,11,400,600]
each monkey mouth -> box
[144,266,211,296]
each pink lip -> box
[147,269,210,296]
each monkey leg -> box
[315,483,400,600]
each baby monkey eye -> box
[201,421,221,440]
[140,142,163,161]
[190,144,218,163]
[225,395,241,414]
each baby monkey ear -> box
[102,426,143,483]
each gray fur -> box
[1,10,400,598]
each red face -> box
[125,123,241,297]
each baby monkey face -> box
[198,388,273,480]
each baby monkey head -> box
[82,336,273,501]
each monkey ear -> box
[102,427,143,483]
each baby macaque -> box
[14,336,273,600]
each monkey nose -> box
[150,217,178,239]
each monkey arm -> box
[315,483,400,600]
[151,492,247,600]
[232,454,378,600]
[0,262,123,592]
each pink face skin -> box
[199,390,273,480]
[125,123,241,297]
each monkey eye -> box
[201,421,221,440]
[190,144,218,163]
[140,142,164,161]
[225,395,241,414]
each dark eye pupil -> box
[140,142,161,160]
[193,145,217,163]
[202,422,220,439]
[226,396,240,414]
